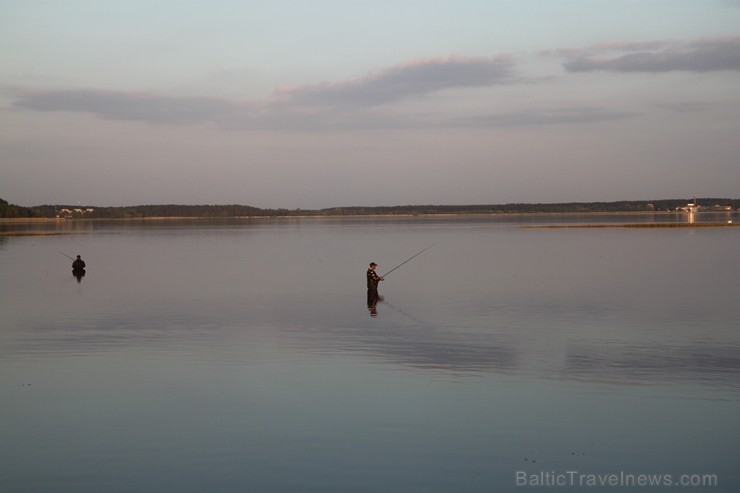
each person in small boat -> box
[367,262,384,308]
[72,255,86,270]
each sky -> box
[2,0,740,209]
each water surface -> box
[2,215,738,492]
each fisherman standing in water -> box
[367,262,384,309]
[72,255,86,270]
[72,255,86,283]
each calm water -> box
[2,214,739,492]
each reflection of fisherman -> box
[72,255,86,270]
[367,262,384,309]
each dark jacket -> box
[367,268,380,290]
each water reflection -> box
[9,290,740,390]
[367,292,383,316]
[324,296,522,373]
[353,324,520,373]
[367,295,382,316]
[72,268,86,283]
[565,343,740,388]
[0,211,737,234]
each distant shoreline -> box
[1,210,738,222]
[0,211,691,224]
[0,230,84,237]
[3,197,738,220]
[1,211,737,232]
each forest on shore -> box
[1,197,737,219]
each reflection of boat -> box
[72,268,86,282]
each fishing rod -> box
[59,252,75,261]
[381,244,434,278]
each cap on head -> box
[369,262,377,267]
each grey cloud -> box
[12,89,243,124]
[11,88,634,131]
[564,36,740,73]
[10,56,517,128]
[275,55,517,107]
[9,57,630,132]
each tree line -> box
[0,198,44,218]
[2,197,737,219]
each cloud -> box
[542,40,671,58]
[8,55,518,129]
[275,55,516,107]
[11,88,245,124]
[10,87,630,130]
[563,36,740,73]
[4,53,657,131]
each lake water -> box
[2,214,739,492]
